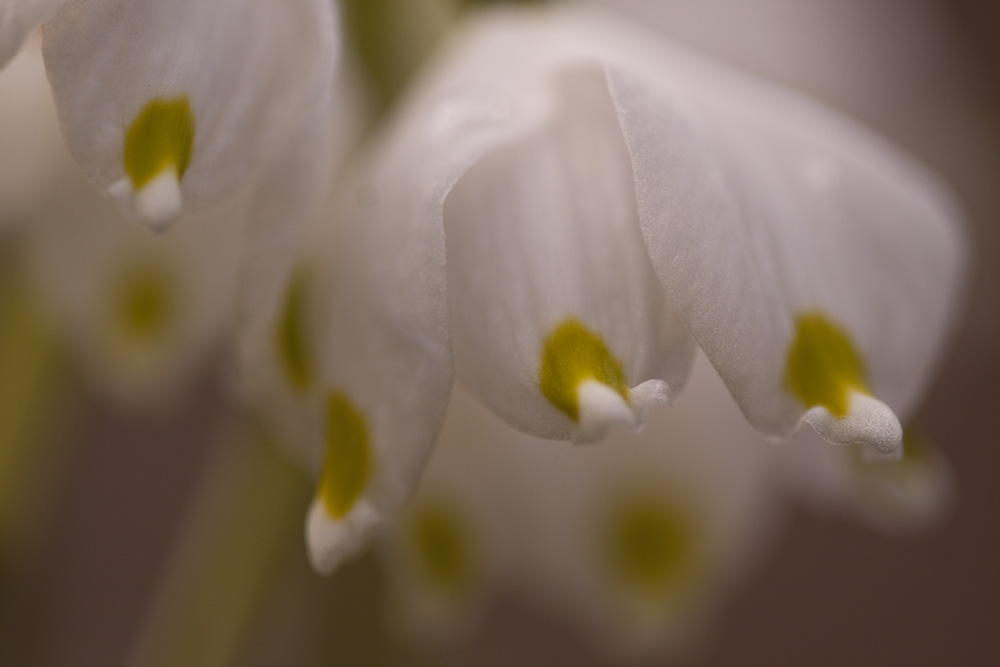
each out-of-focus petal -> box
[25,145,242,405]
[0,0,63,69]
[229,59,369,470]
[776,426,953,533]
[301,26,565,572]
[378,387,516,642]
[42,0,339,230]
[511,353,779,658]
[0,34,62,227]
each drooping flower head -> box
[239,3,967,575]
[2,0,340,230]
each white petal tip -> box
[806,392,903,459]
[109,168,183,233]
[629,379,673,420]
[574,379,640,444]
[305,498,381,575]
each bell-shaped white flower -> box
[444,68,695,443]
[517,353,778,657]
[240,3,967,575]
[375,354,777,656]
[1,0,340,232]
[22,131,243,406]
[376,386,518,643]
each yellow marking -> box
[539,317,629,421]
[124,97,195,188]
[319,392,372,519]
[116,265,172,344]
[784,312,870,418]
[410,502,472,592]
[608,497,696,595]
[276,271,312,392]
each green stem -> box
[340,0,457,115]
[127,420,312,667]
[0,263,76,559]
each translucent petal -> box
[444,67,694,442]
[0,33,62,227]
[505,353,779,658]
[606,55,967,452]
[302,35,571,571]
[776,426,953,534]
[24,144,243,405]
[41,0,339,229]
[0,0,63,69]
[229,63,367,469]
[377,387,516,642]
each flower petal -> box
[777,426,953,533]
[377,387,516,642]
[606,56,967,456]
[41,0,339,230]
[513,353,779,657]
[0,0,63,69]
[0,32,62,227]
[444,67,695,442]
[24,145,243,404]
[302,36,572,571]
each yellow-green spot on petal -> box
[410,502,472,593]
[539,317,629,422]
[124,97,195,189]
[276,270,312,392]
[784,312,870,418]
[116,265,173,344]
[607,498,696,595]
[319,392,372,519]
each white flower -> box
[1,0,340,231]
[378,354,777,656]
[775,425,954,534]
[0,34,244,404]
[239,4,966,575]
[23,161,244,405]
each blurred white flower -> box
[775,425,954,534]
[378,354,777,657]
[240,4,966,576]
[1,0,340,231]
[23,158,244,406]
[0,33,244,406]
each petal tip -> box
[805,392,903,458]
[305,498,381,576]
[109,168,183,233]
[575,379,640,443]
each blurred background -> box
[1,0,999,665]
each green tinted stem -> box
[127,421,311,667]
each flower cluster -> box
[0,0,968,657]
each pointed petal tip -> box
[305,498,381,575]
[630,378,673,417]
[574,379,670,444]
[108,168,183,233]
[576,379,636,443]
[805,392,903,458]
